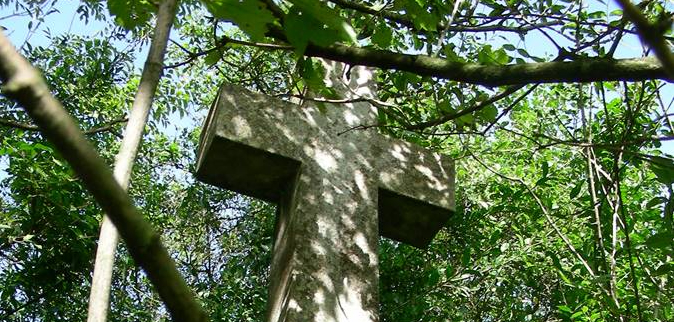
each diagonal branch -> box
[407,85,525,130]
[0,25,208,322]
[0,117,128,135]
[0,117,36,130]
[467,151,613,297]
[616,0,674,78]
[166,36,292,69]
[262,16,670,85]
[85,117,128,135]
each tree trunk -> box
[87,0,179,321]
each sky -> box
[0,2,149,182]
[0,0,673,183]
[1,2,149,62]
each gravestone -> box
[195,61,455,322]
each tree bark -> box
[261,0,672,86]
[261,22,671,85]
[0,9,207,322]
[303,43,670,86]
[615,0,674,78]
[87,0,178,321]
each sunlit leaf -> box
[107,0,155,30]
[203,0,276,41]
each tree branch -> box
[482,84,538,134]
[85,117,128,135]
[88,0,192,321]
[0,117,37,130]
[0,29,207,322]
[407,85,525,130]
[166,35,292,69]
[265,25,669,85]
[0,117,128,135]
[467,150,613,298]
[302,42,671,86]
[616,0,674,78]
[231,10,673,86]
[328,0,561,34]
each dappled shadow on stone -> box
[195,62,455,322]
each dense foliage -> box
[1,0,672,321]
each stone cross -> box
[195,61,455,322]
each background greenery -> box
[1,0,672,321]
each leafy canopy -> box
[1,0,673,321]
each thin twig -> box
[482,84,538,134]
[0,117,128,135]
[408,85,526,130]
[165,35,293,69]
[467,150,610,295]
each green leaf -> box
[443,44,462,62]
[394,0,438,31]
[438,100,454,114]
[649,156,674,185]
[569,181,583,199]
[444,265,455,278]
[371,23,393,48]
[645,232,673,249]
[461,246,471,266]
[477,45,493,64]
[653,263,674,276]
[517,48,531,58]
[610,9,623,16]
[288,0,357,43]
[476,45,510,65]
[284,7,347,56]
[33,143,52,152]
[570,311,584,319]
[457,113,474,127]
[558,305,573,314]
[588,10,606,19]
[284,9,310,56]
[108,0,155,30]
[546,250,563,270]
[536,161,549,186]
[427,268,440,285]
[489,229,502,243]
[298,57,326,91]
[204,50,221,67]
[480,105,497,122]
[646,196,666,208]
[557,270,572,284]
[204,0,276,41]
[492,48,511,65]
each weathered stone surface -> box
[195,62,455,322]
